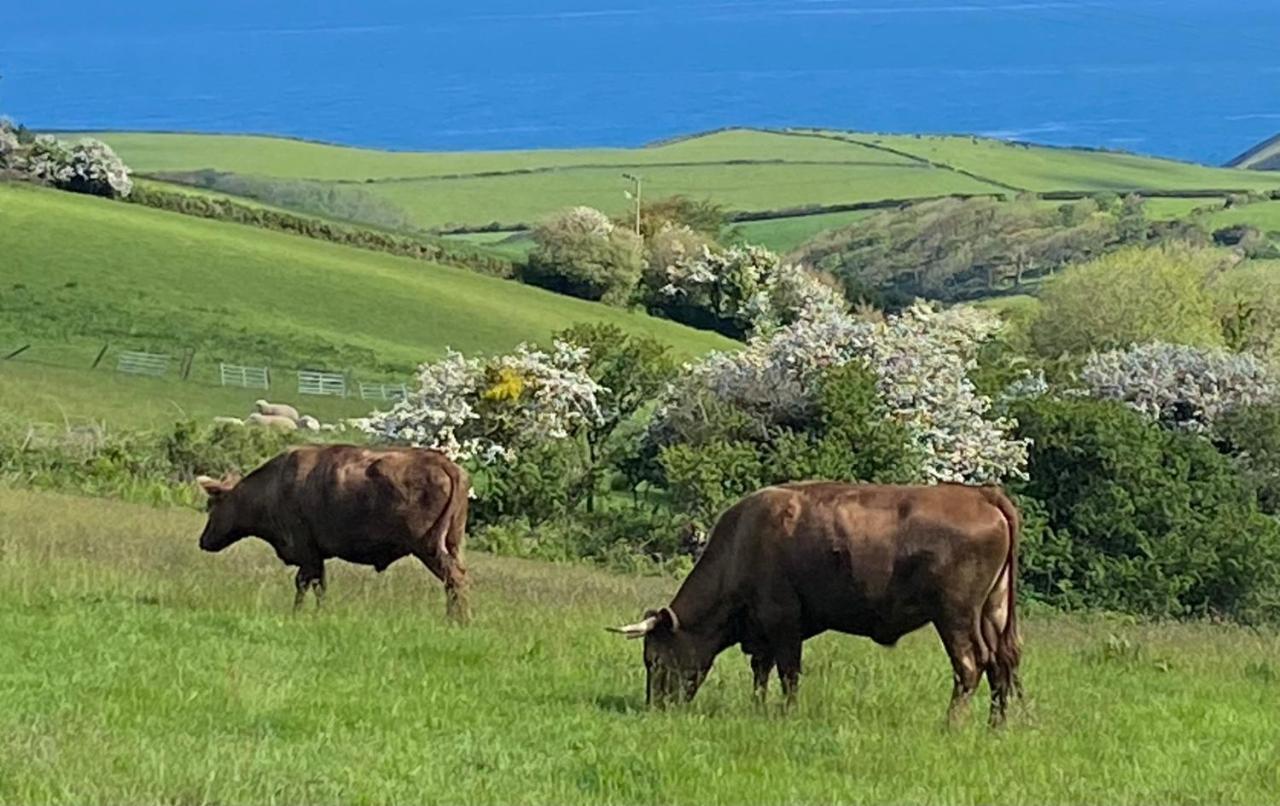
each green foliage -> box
[1031,244,1227,356]
[0,419,298,508]
[625,194,727,239]
[522,207,645,304]
[794,196,1145,305]
[152,169,418,233]
[1215,403,1280,516]
[657,364,919,530]
[1012,396,1280,623]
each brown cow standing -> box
[195,444,471,623]
[610,482,1022,725]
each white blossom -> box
[654,302,1029,484]
[353,341,605,463]
[1081,342,1275,432]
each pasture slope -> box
[85,128,1280,232]
[0,183,732,428]
[1,486,1278,805]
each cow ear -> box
[645,606,680,633]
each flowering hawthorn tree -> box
[654,302,1029,484]
[656,243,845,339]
[23,135,134,198]
[354,340,604,463]
[1081,341,1275,432]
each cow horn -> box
[606,615,659,639]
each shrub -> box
[523,207,645,304]
[0,120,20,170]
[354,340,604,464]
[24,135,133,198]
[1080,342,1275,432]
[1032,244,1226,356]
[645,243,845,339]
[1215,403,1280,516]
[621,195,726,239]
[1012,396,1280,623]
[652,302,1027,486]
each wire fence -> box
[1,340,414,401]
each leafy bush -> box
[792,196,1146,304]
[1081,342,1275,432]
[1032,244,1227,356]
[127,184,514,277]
[0,420,297,507]
[620,194,726,239]
[522,207,645,304]
[1215,403,1280,516]
[0,120,20,170]
[644,243,845,339]
[1012,396,1280,623]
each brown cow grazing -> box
[610,482,1022,725]
[195,444,471,623]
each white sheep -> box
[298,415,321,431]
[253,399,300,422]
[245,412,299,431]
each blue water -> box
[3,0,1278,164]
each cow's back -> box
[749,483,1011,642]
[264,445,463,564]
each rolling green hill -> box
[0,183,733,426]
[85,128,1280,235]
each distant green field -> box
[84,128,1280,232]
[443,230,536,260]
[1144,199,1280,233]
[728,210,878,253]
[3,486,1278,805]
[84,129,913,181]
[842,132,1280,193]
[363,163,995,230]
[0,184,733,425]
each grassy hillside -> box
[728,209,877,253]
[0,183,733,425]
[360,163,994,230]
[2,486,1278,804]
[820,132,1280,194]
[87,128,1280,234]
[84,129,914,181]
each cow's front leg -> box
[775,640,803,710]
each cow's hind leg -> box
[413,548,470,624]
[982,571,1020,727]
[936,616,984,727]
[750,653,774,707]
[775,638,803,710]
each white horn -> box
[606,615,659,639]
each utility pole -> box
[622,173,642,235]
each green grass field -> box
[1,486,1277,805]
[728,210,879,253]
[0,183,732,426]
[845,133,1280,193]
[83,128,1280,233]
[83,129,914,181]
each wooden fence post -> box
[91,343,110,369]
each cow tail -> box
[985,487,1022,696]
[433,459,470,623]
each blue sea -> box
[2,0,1278,164]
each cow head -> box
[195,473,245,552]
[609,606,710,706]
